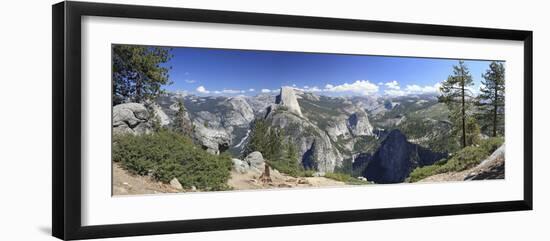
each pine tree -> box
[284,139,299,169]
[438,60,475,148]
[243,119,268,157]
[112,45,173,104]
[478,61,505,137]
[173,100,193,136]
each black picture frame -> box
[52,1,533,240]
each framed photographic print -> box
[52,1,533,240]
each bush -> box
[479,137,504,154]
[112,130,232,191]
[408,137,504,182]
[408,160,446,183]
[324,172,368,185]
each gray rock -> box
[169,178,183,190]
[232,158,250,173]
[347,110,374,136]
[225,96,255,126]
[150,103,171,126]
[244,151,265,170]
[245,94,276,114]
[276,87,303,117]
[326,118,351,141]
[112,103,152,135]
[268,111,343,172]
[193,124,231,155]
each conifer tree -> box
[438,60,475,148]
[112,45,173,104]
[173,100,193,136]
[478,61,505,137]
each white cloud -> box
[220,89,243,94]
[323,80,379,95]
[378,82,384,85]
[404,83,441,95]
[382,81,442,96]
[384,80,400,90]
[261,89,271,93]
[302,86,322,92]
[184,79,196,84]
[196,86,210,94]
[384,89,406,96]
[248,88,255,92]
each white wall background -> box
[0,0,547,240]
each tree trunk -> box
[493,86,498,137]
[461,76,466,148]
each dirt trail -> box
[112,163,181,195]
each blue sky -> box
[162,46,496,96]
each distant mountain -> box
[145,88,451,180]
[363,129,447,183]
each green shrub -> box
[408,137,504,182]
[479,137,504,154]
[324,172,368,185]
[112,130,232,191]
[408,162,444,183]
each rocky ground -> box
[228,169,345,190]
[112,163,182,195]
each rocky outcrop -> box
[348,110,374,136]
[363,129,446,183]
[276,87,303,117]
[193,124,231,155]
[112,103,152,135]
[326,118,351,141]
[267,111,344,172]
[150,103,171,126]
[224,96,255,126]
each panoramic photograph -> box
[111,44,506,195]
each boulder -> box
[244,151,265,170]
[232,158,250,174]
[169,178,183,190]
[112,103,151,135]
